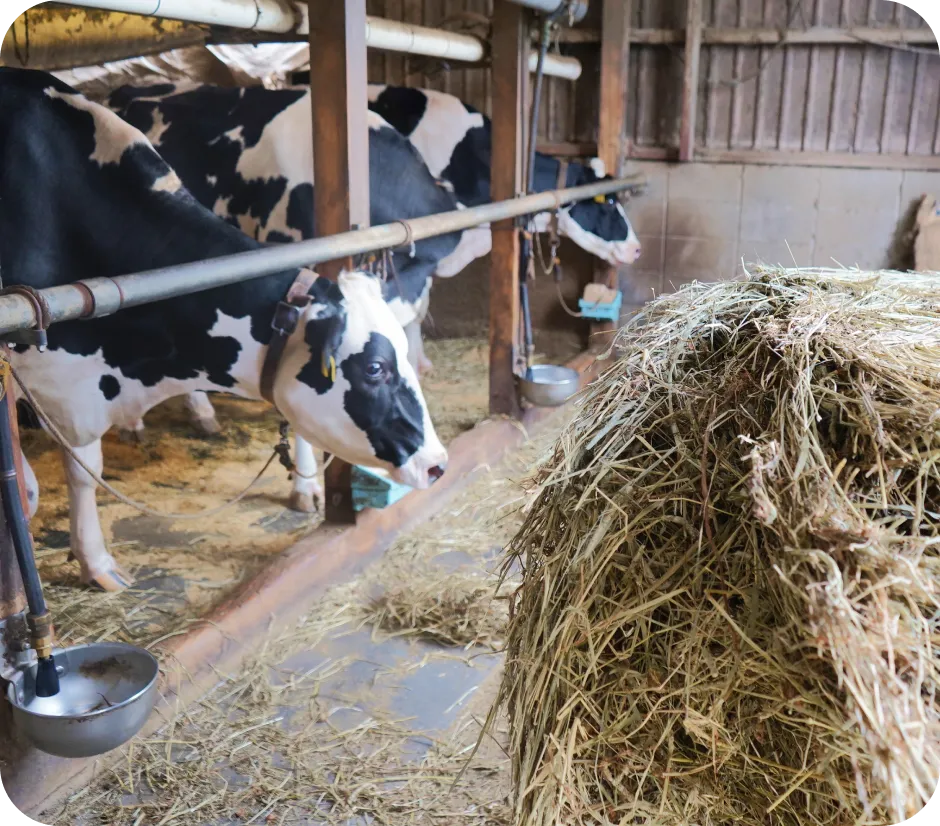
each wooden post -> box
[592,0,633,348]
[307,0,370,523]
[679,0,703,162]
[488,1,527,419]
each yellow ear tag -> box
[321,354,329,379]
[593,194,606,204]
[329,356,336,383]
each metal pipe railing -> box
[0,175,644,336]
[66,1,584,79]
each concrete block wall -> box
[621,160,940,310]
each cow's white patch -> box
[435,224,492,277]
[207,174,218,187]
[589,157,607,178]
[213,195,232,217]
[45,86,149,167]
[146,109,170,146]
[369,85,484,178]
[152,170,182,193]
[206,311,265,395]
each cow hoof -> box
[118,428,145,444]
[193,416,222,436]
[288,490,321,514]
[83,563,134,592]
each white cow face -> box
[560,158,643,266]
[274,272,447,489]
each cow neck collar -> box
[259,269,319,407]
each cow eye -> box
[365,361,384,379]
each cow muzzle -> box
[609,239,643,265]
[392,445,449,490]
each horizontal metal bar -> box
[0,175,644,336]
[559,26,938,47]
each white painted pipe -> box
[69,1,582,79]
[533,52,581,80]
[363,17,484,62]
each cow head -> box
[274,271,447,489]
[551,157,642,266]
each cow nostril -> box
[428,465,446,483]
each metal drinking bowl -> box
[6,641,159,758]
[519,364,581,407]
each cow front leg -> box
[403,320,432,377]
[287,436,322,513]
[63,440,133,591]
[118,419,146,443]
[184,391,221,436]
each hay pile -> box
[499,267,940,826]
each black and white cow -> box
[366,84,642,270]
[0,68,446,590]
[104,82,474,510]
[103,83,642,512]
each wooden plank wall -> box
[364,1,937,166]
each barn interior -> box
[0,1,938,824]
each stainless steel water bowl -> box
[6,642,159,758]
[519,364,581,407]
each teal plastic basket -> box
[578,290,622,321]
[351,465,412,511]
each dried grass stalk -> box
[364,567,512,648]
[499,267,940,826]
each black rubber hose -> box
[0,382,59,696]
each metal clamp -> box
[0,285,51,351]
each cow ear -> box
[588,157,606,179]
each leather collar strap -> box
[259,269,319,407]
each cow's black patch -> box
[297,285,348,395]
[16,400,40,431]
[367,86,428,136]
[0,67,300,395]
[341,333,424,468]
[111,84,463,312]
[286,183,313,237]
[107,83,177,110]
[99,374,121,400]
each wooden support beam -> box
[592,0,632,348]
[679,0,703,162]
[535,140,599,157]
[488,1,527,419]
[307,0,370,524]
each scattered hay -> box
[53,401,568,826]
[364,567,513,648]
[499,267,940,826]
